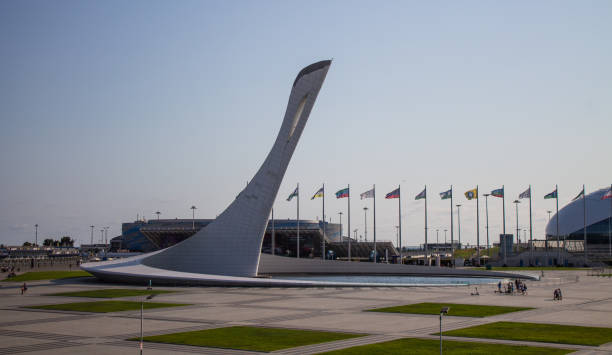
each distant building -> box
[111,219,341,257]
[546,187,612,247]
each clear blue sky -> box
[1,1,611,247]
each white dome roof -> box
[545,187,612,236]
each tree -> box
[60,236,74,247]
[22,241,32,247]
[43,239,54,246]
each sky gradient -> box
[1,1,611,247]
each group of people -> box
[553,288,563,301]
[497,279,527,295]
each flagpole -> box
[373,184,377,263]
[583,184,587,264]
[297,183,300,259]
[556,184,560,265]
[476,185,480,266]
[347,184,351,262]
[450,185,454,267]
[609,183,612,257]
[425,185,428,265]
[484,194,489,258]
[322,183,326,260]
[398,185,402,265]
[529,185,533,266]
[502,184,506,265]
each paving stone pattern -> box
[0,269,611,354]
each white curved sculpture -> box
[139,60,331,277]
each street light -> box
[436,229,439,251]
[440,306,450,355]
[140,294,157,354]
[456,205,462,249]
[444,229,447,245]
[155,211,161,220]
[514,200,520,254]
[34,224,38,246]
[190,206,197,230]
[547,210,552,222]
[363,207,368,242]
[90,225,94,245]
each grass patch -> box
[368,302,533,317]
[47,289,175,298]
[2,271,92,282]
[26,300,189,313]
[130,326,364,352]
[453,248,475,259]
[441,321,612,346]
[320,337,571,355]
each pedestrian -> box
[497,281,502,293]
[21,282,27,295]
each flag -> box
[335,187,349,199]
[602,188,612,200]
[572,188,585,201]
[287,187,298,201]
[544,189,557,199]
[465,188,478,200]
[491,187,504,198]
[519,187,531,199]
[311,187,324,200]
[415,188,426,200]
[385,188,400,199]
[439,189,452,200]
[360,188,374,199]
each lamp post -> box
[547,210,552,222]
[363,207,368,242]
[190,206,197,230]
[456,205,462,249]
[436,229,439,251]
[514,200,520,254]
[90,225,94,245]
[444,229,447,246]
[34,224,38,246]
[140,294,157,354]
[155,211,161,220]
[440,307,450,355]
[99,229,104,244]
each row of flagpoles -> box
[282,183,612,265]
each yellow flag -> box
[465,188,478,200]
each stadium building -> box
[546,187,612,262]
[111,219,343,257]
[111,218,399,261]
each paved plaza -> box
[0,270,611,354]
